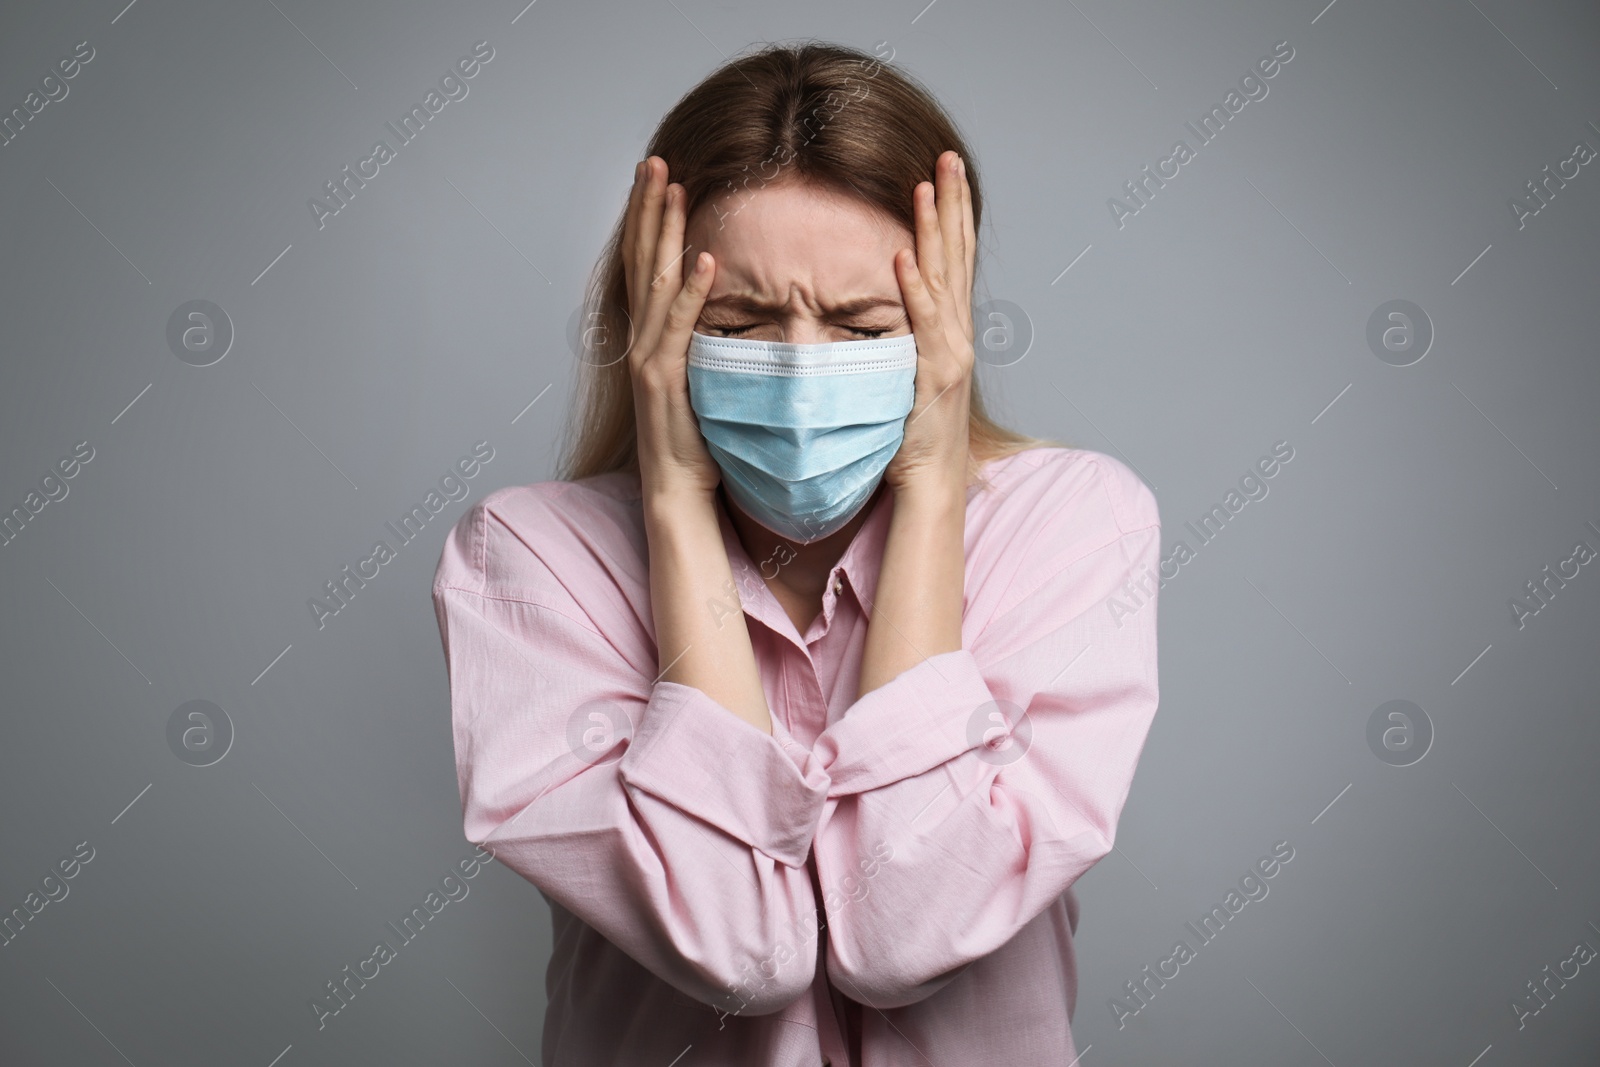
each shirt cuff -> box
[812,649,996,798]
[618,681,831,868]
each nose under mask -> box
[685,330,918,544]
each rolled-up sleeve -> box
[810,473,1161,1010]
[432,497,831,1017]
[620,681,825,869]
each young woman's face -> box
[685,180,914,344]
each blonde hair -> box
[560,40,1048,482]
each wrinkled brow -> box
[699,294,904,315]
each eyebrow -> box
[699,294,904,316]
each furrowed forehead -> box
[699,294,903,314]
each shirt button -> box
[832,576,843,595]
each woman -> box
[432,41,1161,1066]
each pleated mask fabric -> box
[685,330,918,544]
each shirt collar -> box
[714,485,896,642]
[830,484,893,613]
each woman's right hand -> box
[623,156,722,503]
[622,157,771,734]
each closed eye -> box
[706,324,893,339]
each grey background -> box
[2,0,1597,1064]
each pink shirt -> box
[431,446,1161,1066]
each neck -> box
[722,485,883,627]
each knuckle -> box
[636,362,669,391]
[665,303,694,332]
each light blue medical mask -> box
[686,330,918,544]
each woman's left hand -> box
[884,149,976,502]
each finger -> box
[958,156,976,340]
[633,157,666,323]
[936,151,966,303]
[656,250,717,371]
[958,155,975,291]
[622,159,645,305]
[913,174,948,303]
[895,247,947,365]
[641,183,695,356]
